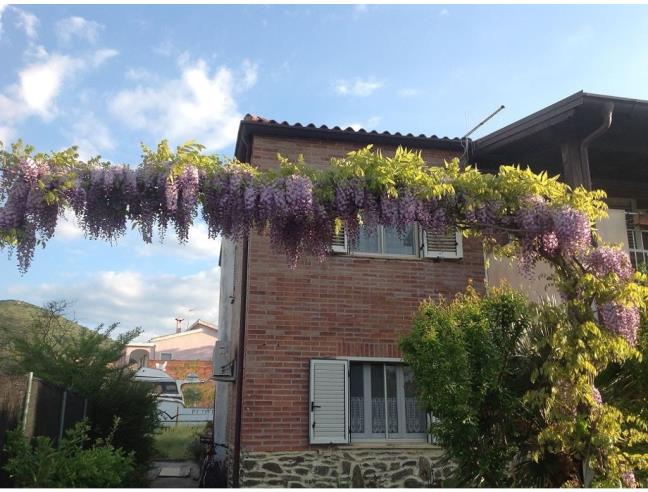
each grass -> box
[152,425,204,461]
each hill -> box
[0,299,88,372]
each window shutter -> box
[309,359,349,444]
[423,228,463,259]
[331,224,348,253]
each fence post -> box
[20,372,33,433]
[58,390,68,445]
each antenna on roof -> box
[460,104,505,166]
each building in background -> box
[122,319,218,408]
[213,92,646,487]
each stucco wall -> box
[151,330,217,361]
[485,208,630,301]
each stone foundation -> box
[239,447,452,487]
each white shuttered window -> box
[423,229,463,259]
[309,359,349,444]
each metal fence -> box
[0,373,87,487]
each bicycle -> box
[198,435,228,488]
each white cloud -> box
[7,266,221,338]
[55,210,85,240]
[18,53,83,119]
[334,77,383,97]
[0,46,118,142]
[65,111,115,160]
[135,222,221,262]
[343,115,382,131]
[91,48,118,67]
[13,6,38,39]
[439,8,449,17]
[109,57,258,151]
[125,67,155,82]
[56,16,104,44]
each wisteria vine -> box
[1,139,647,484]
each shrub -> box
[8,301,159,486]
[401,287,564,487]
[3,420,134,487]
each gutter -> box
[579,101,614,190]
[232,133,252,488]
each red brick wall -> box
[147,359,213,381]
[237,135,486,453]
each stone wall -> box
[239,447,452,488]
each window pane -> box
[386,365,398,434]
[403,368,427,433]
[383,225,416,256]
[370,364,385,434]
[354,226,380,254]
[350,364,365,434]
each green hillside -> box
[0,299,87,372]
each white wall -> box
[213,238,236,460]
[485,208,630,301]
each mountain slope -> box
[0,299,88,372]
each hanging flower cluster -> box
[0,142,642,346]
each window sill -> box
[339,441,441,450]
[332,252,462,261]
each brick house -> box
[213,91,648,487]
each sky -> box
[2,3,648,340]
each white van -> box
[133,367,185,419]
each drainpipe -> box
[232,130,252,488]
[232,237,249,488]
[579,102,614,190]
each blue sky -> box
[2,3,648,339]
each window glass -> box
[384,225,416,255]
[355,227,380,254]
[349,364,365,434]
[386,365,399,434]
[160,352,173,361]
[404,367,427,433]
[349,362,427,440]
[371,364,385,434]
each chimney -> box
[175,317,184,333]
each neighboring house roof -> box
[149,325,218,343]
[188,319,217,331]
[472,91,648,181]
[475,91,648,154]
[234,114,464,161]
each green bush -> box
[3,420,134,487]
[8,301,160,486]
[401,287,563,487]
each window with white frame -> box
[609,198,648,268]
[309,359,429,445]
[332,224,462,259]
[160,352,173,361]
[349,362,427,440]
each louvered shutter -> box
[423,228,463,259]
[309,359,349,444]
[331,224,347,253]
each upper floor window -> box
[332,224,462,259]
[609,198,648,268]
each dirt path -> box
[148,460,200,488]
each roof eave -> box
[235,117,464,157]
